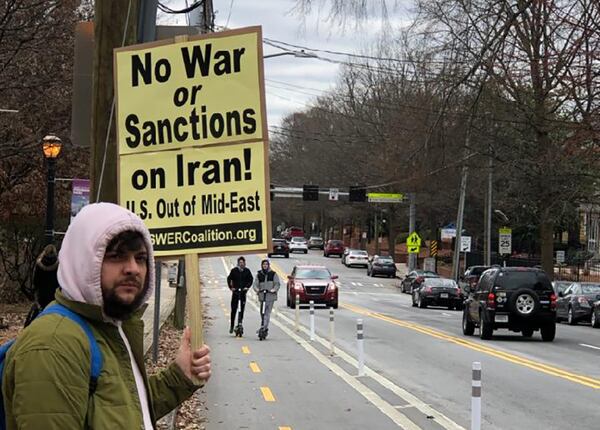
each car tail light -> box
[416,276,424,283]
[550,293,557,310]
[328,282,337,291]
[424,286,432,293]
[294,282,303,291]
[456,287,462,296]
[487,292,496,309]
[578,296,590,306]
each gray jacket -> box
[253,270,280,303]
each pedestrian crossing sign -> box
[407,232,421,254]
[407,245,420,254]
[407,232,422,248]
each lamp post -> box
[264,50,317,59]
[42,135,62,245]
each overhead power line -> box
[158,0,205,14]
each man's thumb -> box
[181,326,191,348]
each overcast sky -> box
[161,0,413,128]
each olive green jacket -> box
[2,292,200,429]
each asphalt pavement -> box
[199,250,600,429]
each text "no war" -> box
[131,43,246,87]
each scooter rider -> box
[226,257,253,334]
[253,259,280,338]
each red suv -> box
[283,226,305,241]
[286,265,339,309]
[324,240,344,257]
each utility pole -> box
[452,122,474,281]
[484,152,493,266]
[374,211,380,255]
[90,0,143,203]
[189,0,214,32]
[408,193,416,270]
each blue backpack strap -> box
[39,304,103,394]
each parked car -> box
[367,255,397,278]
[345,250,369,268]
[552,281,572,296]
[282,226,305,241]
[400,270,440,294]
[341,247,352,265]
[591,299,600,328]
[268,238,290,258]
[412,278,463,310]
[307,236,324,249]
[462,267,556,341]
[286,265,339,308]
[324,240,344,257]
[462,266,491,290]
[289,236,308,254]
[556,282,600,325]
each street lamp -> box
[42,134,62,245]
[494,209,509,224]
[264,50,318,59]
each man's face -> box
[101,242,148,319]
[238,259,246,269]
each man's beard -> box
[103,285,147,320]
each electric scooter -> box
[258,289,269,341]
[233,287,247,337]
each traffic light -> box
[349,185,367,202]
[303,184,319,201]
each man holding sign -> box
[2,203,211,429]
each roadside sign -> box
[423,257,436,272]
[70,179,90,222]
[429,240,438,257]
[556,250,566,264]
[407,232,422,248]
[329,188,339,201]
[115,27,270,256]
[441,228,456,240]
[407,232,421,254]
[460,236,472,252]
[367,193,404,203]
[499,228,512,255]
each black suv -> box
[462,267,557,341]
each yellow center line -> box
[249,362,262,373]
[242,346,250,354]
[260,386,276,402]
[279,427,292,430]
[341,303,600,389]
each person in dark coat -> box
[226,256,254,333]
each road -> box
[199,250,600,429]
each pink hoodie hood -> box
[57,202,155,309]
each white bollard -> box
[329,307,335,356]
[295,294,300,332]
[309,300,315,341]
[471,362,481,430]
[357,319,365,376]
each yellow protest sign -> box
[114,27,265,154]
[115,27,271,256]
[119,143,268,256]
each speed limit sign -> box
[499,228,512,255]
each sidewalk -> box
[142,261,178,353]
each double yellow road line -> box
[342,302,600,389]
